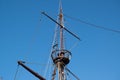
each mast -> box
[15,0,80,80]
[59,0,64,51]
[40,0,79,80]
[58,1,65,80]
[50,0,72,80]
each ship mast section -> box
[58,1,65,80]
[16,0,80,80]
[41,0,80,80]
[59,0,64,51]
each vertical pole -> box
[59,0,64,51]
[58,62,62,80]
[58,0,65,80]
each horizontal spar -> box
[18,61,46,80]
[41,12,80,41]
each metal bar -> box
[41,12,80,40]
[18,61,46,80]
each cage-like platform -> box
[51,49,72,65]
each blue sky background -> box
[0,0,120,80]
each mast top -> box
[59,0,63,13]
[59,0,64,27]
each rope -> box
[64,14,120,34]
[69,41,79,51]
[52,65,57,80]
[65,67,80,80]
[67,73,72,80]
[43,51,51,78]
[65,67,72,80]
[64,22,80,51]
[13,65,20,80]
[43,25,59,78]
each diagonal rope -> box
[14,65,20,80]
[52,65,57,80]
[43,25,59,78]
[69,40,79,51]
[66,69,72,80]
[64,14,120,34]
[65,67,80,80]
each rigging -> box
[64,14,120,34]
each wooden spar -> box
[18,61,46,80]
[41,12,80,41]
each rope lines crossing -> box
[43,24,59,78]
[64,14,120,34]
[14,65,20,80]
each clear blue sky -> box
[0,0,120,80]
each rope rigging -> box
[65,67,80,80]
[44,23,60,79]
[14,65,20,80]
[64,14,120,34]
